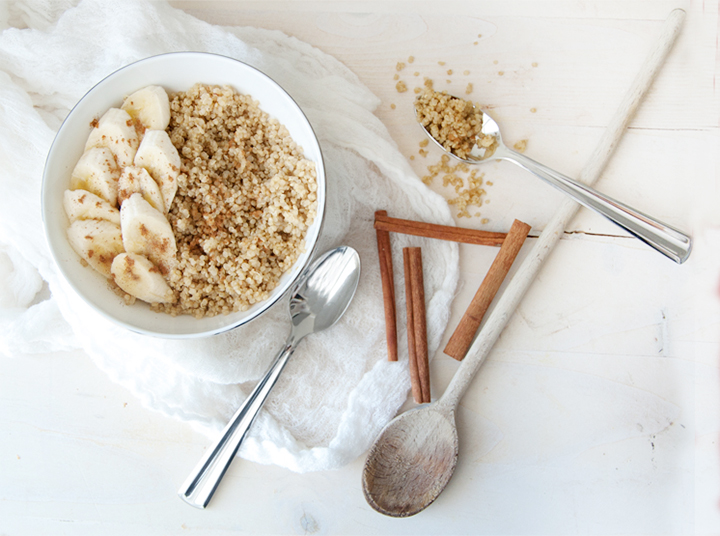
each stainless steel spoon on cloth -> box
[179,246,361,509]
[416,97,692,264]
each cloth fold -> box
[0,0,459,472]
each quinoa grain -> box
[157,84,317,318]
[414,89,482,160]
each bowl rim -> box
[42,51,327,338]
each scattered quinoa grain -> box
[438,61,446,66]
[414,72,420,76]
[498,71,504,76]
[513,139,528,153]
[463,70,470,75]
[393,73,399,81]
[414,87,422,94]
[419,139,429,148]
[465,83,473,94]
[532,62,538,67]
[447,69,453,75]
[396,81,408,93]
[390,103,396,109]
[396,62,406,71]
[408,56,415,63]
[530,107,537,113]
[422,154,488,218]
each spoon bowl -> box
[178,246,361,509]
[415,95,692,264]
[362,404,458,517]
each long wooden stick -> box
[403,248,423,403]
[436,9,686,409]
[374,213,506,246]
[444,219,531,360]
[407,248,431,403]
[375,210,398,361]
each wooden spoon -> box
[361,397,458,517]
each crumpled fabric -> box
[0,0,459,472]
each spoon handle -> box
[178,339,297,509]
[497,146,691,264]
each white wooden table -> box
[2,1,719,534]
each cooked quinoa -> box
[414,89,496,160]
[154,84,317,318]
[414,89,482,159]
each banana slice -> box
[121,86,170,131]
[85,107,139,167]
[134,129,180,212]
[111,252,175,304]
[70,147,121,206]
[67,219,124,278]
[118,165,165,213]
[120,193,177,274]
[63,189,121,225]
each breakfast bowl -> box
[42,52,326,338]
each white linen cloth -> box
[0,0,458,472]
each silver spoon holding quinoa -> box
[414,89,691,264]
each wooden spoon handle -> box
[437,8,687,411]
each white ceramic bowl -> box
[42,52,326,338]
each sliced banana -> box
[118,165,165,213]
[63,189,121,225]
[70,147,121,206]
[85,107,139,167]
[67,219,124,278]
[134,129,180,212]
[111,252,175,304]
[68,87,187,303]
[121,86,170,131]
[120,193,177,274]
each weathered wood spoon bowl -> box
[362,401,458,517]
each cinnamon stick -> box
[375,210,398,361]
[403,248,423,403]
[444,219,531,361]
[375,213,506,246]
[405,247,431,403]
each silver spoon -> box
[415,96,692,264]
[179,246,361,509]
